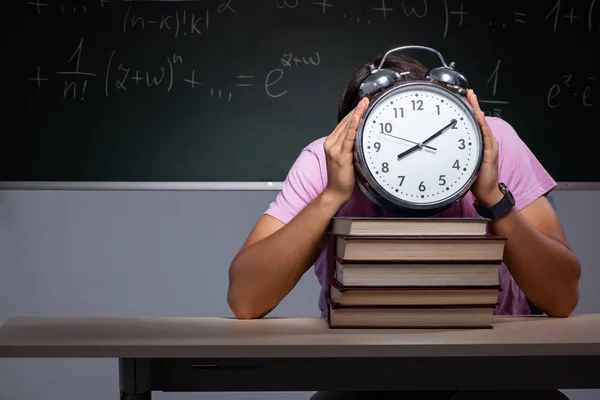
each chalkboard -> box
[1,0,598,187]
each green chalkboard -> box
[1,0,599,185]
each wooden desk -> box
[1,315,600,399]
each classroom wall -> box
[0,188,598,400]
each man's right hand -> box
[322,97,370,207]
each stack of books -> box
[326,217,506,329]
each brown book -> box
[330,217,489,236]
[334,260,500,287]
[335,235,506,262]
[327,300,495,329]
[329,281,501,307]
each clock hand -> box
[380,132,436,151]
[421,119,457,146]
[397,119,457,160]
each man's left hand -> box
[467,89,503,208]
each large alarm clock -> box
[354,45,484,217]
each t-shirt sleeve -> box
[491,117,557,211]
[264,146,326,224]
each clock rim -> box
[354,80,484,215]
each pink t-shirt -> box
[264,117,557,317]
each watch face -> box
[357,81,483,210]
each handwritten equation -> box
[20,0,598,113]
[26,0,599,40]
[547,70,598,109]
[27,38,320,102]
[276,0,599,38]
[25,36,596,111]
[27,0,236,39]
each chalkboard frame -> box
[0,181,597,191]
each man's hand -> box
[323,97,369,206]
[467,89,503,207]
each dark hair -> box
[337,53,429,122]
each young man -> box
[227,53,581,399]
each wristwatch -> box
[473,182,515,220]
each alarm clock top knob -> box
[358,46,470,98]
[358,66,405,98]
[425,62,469,95]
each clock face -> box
[357,82,483,209]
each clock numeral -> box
[452,160,460,170]
[419,181,426,192]
[451,122,458,129]
[438,175,446,185]
[393,107,404,118]
[379,122,392,134]
[381,162,389,173]
[374,142,381,152]
[398,175,405,186]
[411,100,424,111]
[458,139,466,149]
[436,104,441,115]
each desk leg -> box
[119,358,152,400]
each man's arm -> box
[463,91,582,319]
[228,99,369,319]
[487,193,580,317]
[227,190,342,319]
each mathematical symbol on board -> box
[28,66,50,88]
[71,5,87,13]
[171,53,183,64]
[131,70,143,84]
[236,76,254,87]
[402,0,427,18]
[276,0,299,9]
[450,2,468,27]
[115,65,130,90]
[513,12,526,24]
[374,0,393,19]
[312,0,334,14]
[217,0,236,14]
[27,1,48,16]
[184,70,202,89]
[592,0,598,32]
[479,100,509,105]
[210,88,232,102]
[188,10,209,37]
[55,38,96,76]
[485,59,501,97]
[62,80,86,100]
[488,21,506,28]
[564,7,579,25]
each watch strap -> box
[474,183,515,220]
